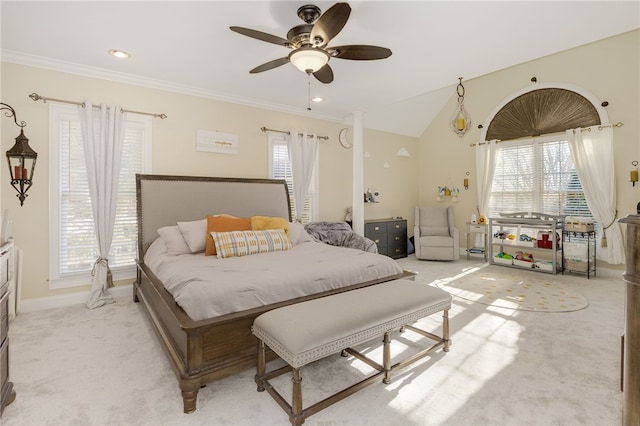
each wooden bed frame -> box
[134,174,414,413]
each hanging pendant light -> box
[450,77,471,138]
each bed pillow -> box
[157,225,191,255]
[251,216,289,235]
[288,222,315,245]
[206,215,252,256]
[211,229,292,259]
[177,218,207,253]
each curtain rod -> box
[260,126,329,140]
[469,121,624,147]
[29,93,167,119]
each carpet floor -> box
[2,256,625,425]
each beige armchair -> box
[414,206,460,261]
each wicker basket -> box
[565,223,595,232]
[565,258,592,272]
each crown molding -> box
[1,49,343,123]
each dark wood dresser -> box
[1,245,15,417]
[365,218,407,259]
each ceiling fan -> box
[230,2,392,84]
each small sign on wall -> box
[196,130,238,155]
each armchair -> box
[414,206,460,261]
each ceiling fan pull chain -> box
[307,73,312,111]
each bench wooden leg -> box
[256,340,266,392]
[291,368,304,425]
[383,331,392,384]
[443,309,451,352]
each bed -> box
[134,174,414,413]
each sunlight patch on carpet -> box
[435,265,589,312]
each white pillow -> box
[288,222,315,245]
[177,218,207,253]
[157,226,191,255]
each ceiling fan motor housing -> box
[297,4,321,24]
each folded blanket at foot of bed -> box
[304,221,378,253]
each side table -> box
[466,222,488,261]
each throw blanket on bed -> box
[304,221,378,253]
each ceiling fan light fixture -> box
[289,47,329,73]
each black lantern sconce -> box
[1,103,37,206]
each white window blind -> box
[489,134,594,223]
[268,133,318,223]
[49,104,151,289]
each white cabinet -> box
[488,213,564,274]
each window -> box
[49,104,152,289]
[489,133,594,224]
[268,132,318,223]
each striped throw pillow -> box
[211,229,292,259]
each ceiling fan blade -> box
[313,64,334,84]
[310,3,351,47]
[230,26,290,47]
[330,45,392,60]
[250,57,290,74]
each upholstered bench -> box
[252,279,452,425]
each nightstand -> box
[466,222,488,261]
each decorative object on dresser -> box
[1,241,16,417]
[364,218,407,259]
[413,206,459,261]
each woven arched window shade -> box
[486,88,601,141]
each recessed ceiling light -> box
[108,49,131,59]
[311,97,324,103]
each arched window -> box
[482,84,607,222]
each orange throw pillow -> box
[205,216,251,256]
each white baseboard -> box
[18,284,133,313]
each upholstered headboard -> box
[136,174,291,257]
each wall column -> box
[351,110,364,236]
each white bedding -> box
[144,239,404,321]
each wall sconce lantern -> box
[631,161,639,187]
[464,171,470,190]
[450,77,471,138]
[1,103,37,206]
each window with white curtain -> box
[489,133,594,224]
[268,132,318,223]
[48,104,152,289]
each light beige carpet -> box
[434,263,589,312]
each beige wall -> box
[419,29,640,264]
[0,62,419,300]
[3,29,636,302]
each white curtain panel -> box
[475,140,498,217]
[287,130,318,222]
[79,102,126,308]
[566,126,625,264]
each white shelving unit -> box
[488,213,564,274]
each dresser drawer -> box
[364,222,387,236]
[0,283,7,346]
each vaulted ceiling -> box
[2,1,638,137]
